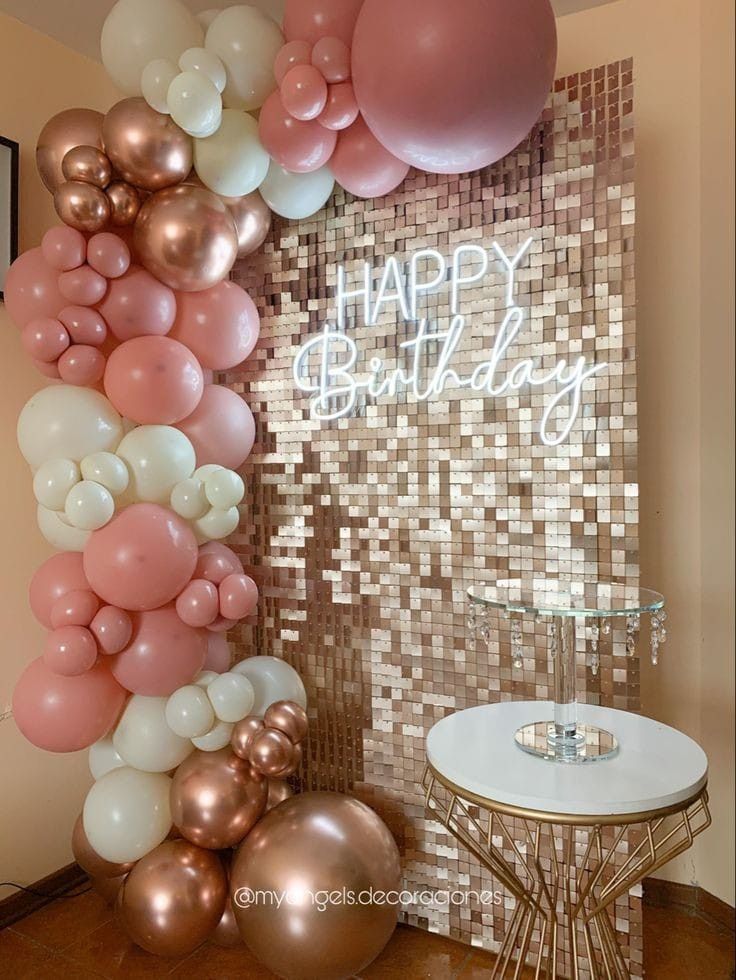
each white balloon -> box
[114,695,194,773]
[204,468,244,509]
[89,737,126,781]
[194,670,220,687]
[101,0,203,96]
[117,425,195,504]
[207,672,255,723]
[33,458,80,510]
[193,109,269,197]
[167,70,222,138]
[64,480,115,531]
[83,767,172,864]
[231,656,307,716]
[165,684,215,738]
[18,386,123,470]
[37,505,90,552]
[191,718,233,751]
[194,464,224,481]
[179,47,226,93]
[194,506,240,541]
[141,58,179,113]
[81,452,129,496]
[170,477,209,520]
[196,8,222,31]
[205,6,283,110]
[259,162,335,220]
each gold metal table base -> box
[422,764,711,979]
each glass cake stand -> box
[467,579,666,764]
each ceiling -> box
[0,0,618,65]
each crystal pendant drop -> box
[511,618,523,669]
[467,599,477,633]
[626,613,639,657]
[602,618,611,636]
[479,606,492,650]
[549,621,558,661]
[589,623,600,676]
[650,608,666,665]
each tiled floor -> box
[0,890,733,979]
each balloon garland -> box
[4,0,555,975]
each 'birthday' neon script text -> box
[292,238,608,446]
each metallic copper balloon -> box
[265,778,294,812]
[133,185,238,291]
[106,181,141,226]
[231,716,264,760]
[265,700,309,744]
[231,792,401,980]
[61,145,112,188]
[211,854,242,948]
[250,728,300,778]
[36,107,104,193]
[170,748,267,850]
[72,814,135,879]
[102,98,192,192]
[54,181,110,233]
[224,192,272,259]
[119,840,227,957]
[90,873,128,905]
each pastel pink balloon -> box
[90,605,133,655]
[21,317,70,362]
[274,40,313,85]
[58,344,106,386]
[177,384,255,470]
[97,265,176,341]
[170,281,259,371]
[319,82,359,131]
[50,589,100,629]
[284,0,364,45]
[58,265,108,306]
[259,91,336,174]
[110,605,206,696]
[206,615,238,633]
[204,631,231,672]
[87,233,131,279]
[176,579,220,628]
[330,115,410,198]
[59,306,108,347]
[218,574,259,620]
[30,553,90,629]
[311,36,351,83]
[194,542,244,585]
[104,335,203,425]
[12,657,126,753]
[351,0,557,174]
[83,503,198,612]
[33,358,62,379]
[43,625,98,676]
[41,226,87,272]
[3,247,66,327]
[281,65,328,122]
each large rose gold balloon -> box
[62,146,112,188]
[106,181,141,226]
[119,840,227,957]
[225,192,272,259]
[54,181,111,233]
[265,700,309,744]
[91,873,128,905]
[212,854,242,948]
[103,98,192,192]
[230,716,264,760]
[134,185,238,291]
[36,107,104,193]
[265,778,294,812]
[170,748,267,849]
[71,814,135,879]
[231,792,401,980]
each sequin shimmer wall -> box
[227,60,640,974]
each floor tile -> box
[643,905,735,980]
[456,949,535,979]
[0,929,56,979]
[62,916,188,979]
[359,924,470,978]
[170,941,279,979]
[12,889,112,952]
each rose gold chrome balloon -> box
[54,181,110,233]
[265,778,294,812]
[90,873,128,905]
[230,715,264,760]
[170,748,267,850]
[264,699,309,744]
[134,185,238,291]
[61,146,112,188]
[36,107,104,193]
[250,727,299,777]
[211,854,242,948]
[231,792,401,980]
[224,192,272,259]
[71,814,135,879]
[102,98,192,192]
[106,181,141,226]
[119,840,227,957]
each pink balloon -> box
[33,358,62,379]
[284,0,364,45]
[21,317,70,362]
[98,265,176,341]
[83,503,198,612]
[204,631,231,673]
[319,82,359,131]
[259,91,336,174]
[194,542,244,585]
[351,0,557,174]
[170,281,259,371]
[58,344,106,386]
[104,336,203,425]
[281,65,328,122]
[311,37,351,83]
[58,265,108,306]
[87,233,131,279]
[3,247,66,328]
[206,615,238,633]
[177,385,255,470]
[41,226,87,272]
[90,605,133,655]
[29,552,90,629]
[50,589,100,629]
[218,574,259,620]
[59,306,108,347]
[110,606,206,696]
[176,579,220,628]
[274,40,313,85]
[12,657,126,753]
[330,115,409,197]
[43,625,98,676]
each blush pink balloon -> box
[50,589,100,629]
[319,82,359,131]
[43,625,98,676]
[206,615,238,633]
[104,335,203,425]
[59,306,108,347]
[86,233,131,279]
[58,266,108,306]
[90,605,133,655]
[281,65,328,122]
[58,344,106,386]
[30,552,90,629]
[170,281,259,371]
[218,574,259,620]
[21,318,70,362]
[83,503,198,612]
[311,37,351,83]
[259,91,337,174]
[12,657,126,753]
[176,579,220,628]
[110,605,206,696]
[3,247,66,328]
[177,385,255,470]
[274,40,313,85]
[33,358,62,379]
[41,226,87,272]
[330,115,409,197]
[98,265,176,341]
[284,0,364,45]
[204,632,231,673]
[195,542,244,585]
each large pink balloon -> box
[194,542,244,585]
[12,657,126,753]
[30,552,90,630]
[331,116,409,197]
[98,266,177,342]
[284,0,364,45]
[3,248,66,328]
[259,91,336,174]
[111,606,206,695]
[204,632,231,673]
[170,282,259,371]
[176,385,255,470]
[104,335,203,425]
[83,503,198,612]
[352,0,557,174]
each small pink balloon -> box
[33,358,62,379]
[110,605,206,696]
[274,40,313,85]
[319,81,359,131]
[259,91,336,174]
[169,281,259,371]
[50,589,100,629]
[176,385,255,470]
[311,36,351,83]
[206,615,238,633]
[194,542,244,585]
[86,233,131,279]
[98,265,176,341]
[281,65,328,122]
[43,625,98,676]
[283,0,364,46]
[219,574,259,620]
[59,306,108,347]
[30,553,90,629]
[330,115,410,198]
[41,226,87,272]
[204,631,231,673]
[3,247,66,327]
[58,265,108,306]
[176,579,220,628]
[58,344,106,386]
[90,605,133,655]
[21,317,70,362]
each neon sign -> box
[293,238,608,446]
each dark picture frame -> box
[0,135,20,302]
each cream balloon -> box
[167,71,222,138]
[207,672,255,723]
[18,386,123,469]
[117,426,196,504]
[194,464,224,481]
[64,480,115,531]
[205,6,283,110]
[191,718,233,751]
[179,47,226,93]
[114,695,194,773]
[36,505,90,552]
[165,684,215,738]
[193,109,269,197]
[231,656,307,716]
[141,58,179,113]
[33,458,80,510]
[83,767,172,863]
[196,8,221,31]
[204,469,244,510]
[259,161,335,220]
[193,506,240,541]
[195,670,219,688]
[81,452,130,496]
[170,477,209,520]
[89,736,126,780]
